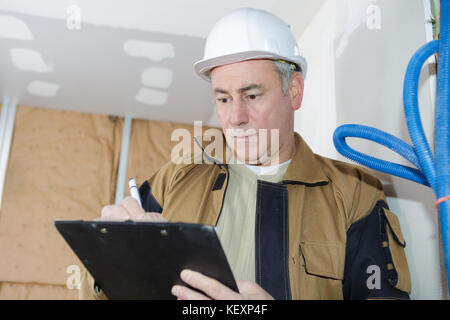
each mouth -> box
[233,134,257,142]
[228,129,258,140]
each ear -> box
[288,72,304,111]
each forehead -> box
[210,59,280,89]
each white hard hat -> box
[194,8,307,81]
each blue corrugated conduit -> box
[333,0,450,294]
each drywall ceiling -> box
[0,0,324,126]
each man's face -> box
[210,59,295,165]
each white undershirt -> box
[244,159,292,176]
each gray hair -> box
[272,60,297,96]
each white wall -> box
[293,0,447,299]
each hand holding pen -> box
[99,178,167,222]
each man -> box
[80,8,411,300]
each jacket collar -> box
[282,132,329,185]
[194,131,329,185]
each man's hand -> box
[100,196,167,222]
[171,269,274,300]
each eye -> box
[247,94,259,100]
[217,97,230,104]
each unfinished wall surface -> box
[0,105,123,298]
[0,105,201,299]
[124,119,199,197]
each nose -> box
[228,97,249,127]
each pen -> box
[128,178,143,207]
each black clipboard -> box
[54,220,238,299]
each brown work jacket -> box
[79,132,411,299]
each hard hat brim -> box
[194,51,307,82]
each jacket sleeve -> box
[78,267,108,300]
[141,160,189,212]
[341,169,411,299]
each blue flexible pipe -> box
[436,0,450,296]
[333,125,429,186]
[403,40,438,191]
[333,0,450,294]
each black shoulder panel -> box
[138,180,163,213]
[342,200,410,299]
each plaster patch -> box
[141,67,173,88]
[0,14,34,40]
[10,48,53,73]
[135,88,168,105]
[123,40,175,61]
[27,81,60,97]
